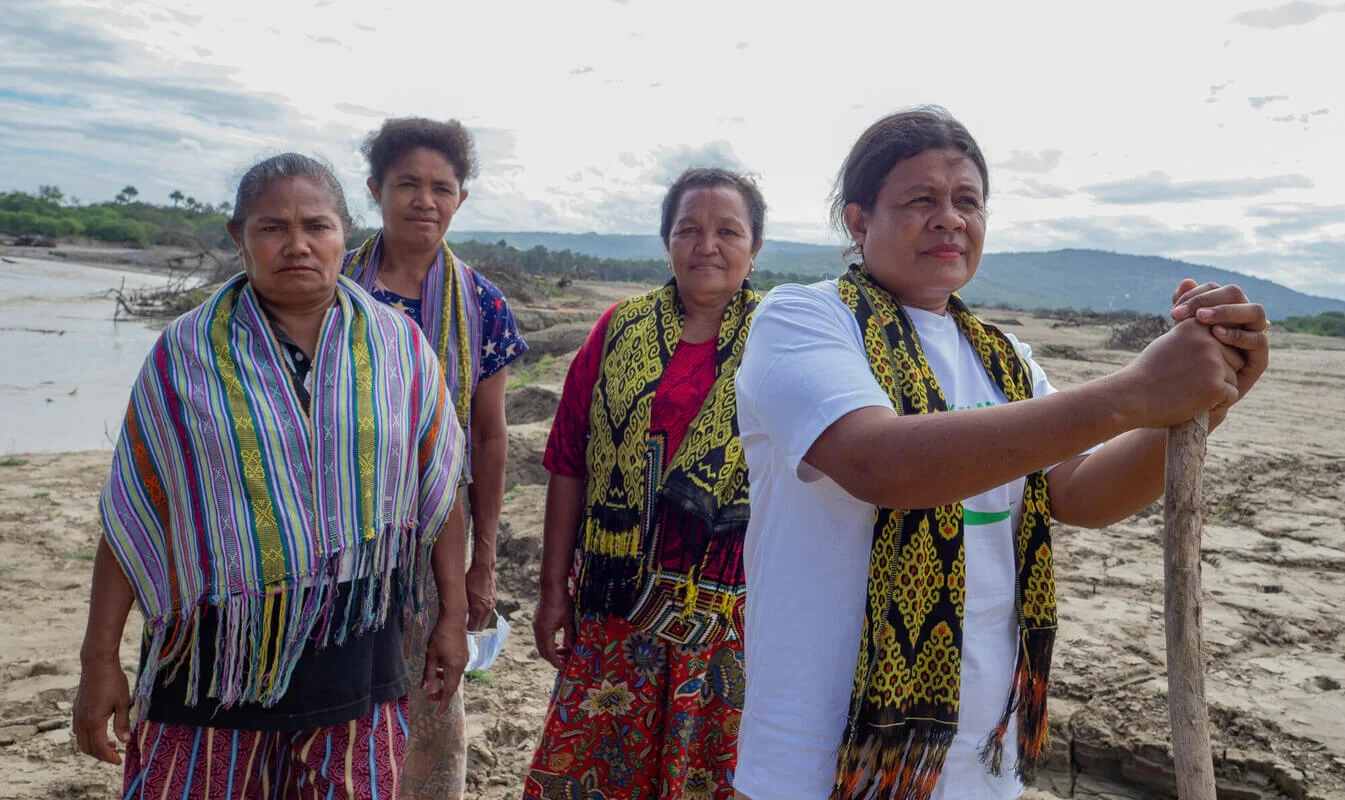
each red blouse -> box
[543,304,718,479]
[544,302,745,641]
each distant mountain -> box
[445,230,849,273]
[967,250,1345,319]
[448,231,1345,319]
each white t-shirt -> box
[734,281,1068,800]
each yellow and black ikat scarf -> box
[575,280,756,617]
[832,265,1057,800]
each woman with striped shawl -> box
[73,153,471,799]
[733,108,1272,800]
[524,168,763,800]
[344,117,528,800]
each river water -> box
[0,257,168,454]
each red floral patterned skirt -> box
[524,612,745,800]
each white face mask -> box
[464,612,510,673]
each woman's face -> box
[844,147,986,313]
[230,176,347,309]
[368,147,467,252]
[667,185,759,308]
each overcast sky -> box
[3,0,1342,297]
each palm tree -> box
[169,190,185,207]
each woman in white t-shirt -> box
[733,107,1270,800]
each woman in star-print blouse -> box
[351,116,527,800]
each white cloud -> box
[0,0,1342,297]
[995,150,1063,174]
[1084,171,1314,204]
[1248,94,1289,108]
[1232,1,1345,28]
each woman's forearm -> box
[1047,427,1168,528]
[80,537,134,665]
[540,474,585,595]
[467,370,509,570]
[807,374,1140,510]
[431,497,469,617]
[806,318,1237,512]
[467,426,506,569]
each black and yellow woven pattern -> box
[575,280,756,619]
[832,265,1056,800]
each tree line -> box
[3,188,826,291]
[427,235,828,291]
[1280,311,1345,338]
[0,185,233,250]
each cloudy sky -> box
[3,0,1342,297]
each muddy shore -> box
[2,283,1342,799]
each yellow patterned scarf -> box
[832,266,1056,800]
[344,234,477,431]
[576,280,756,621]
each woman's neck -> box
[380,236,440,287]
[261,293,334,358]
[870,274,951,316]
[681,294,733,344]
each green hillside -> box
[447,231,1345,320]
[965,250,1345,319]
[444,230,850,274]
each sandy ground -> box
[2,286,1343,799]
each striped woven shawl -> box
[100,274,465,717]
[343,233,482,436]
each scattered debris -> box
[1037,343,1090,361]
[1106,315,1170,351]
[11,235,56,248]
[108,275,213,320]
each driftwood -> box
[108,274,210,321]
[105,245,238,321]
[1163,412,1217,799]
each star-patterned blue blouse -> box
[370,269,528,381]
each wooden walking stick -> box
[1163,411,1217,799]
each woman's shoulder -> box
[758,278,844,312]
[753,279,855,332]
[606,284,671,331]
[586,302,621,344]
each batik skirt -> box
[524,612,745,800]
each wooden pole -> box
[1163,412,1217,799]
